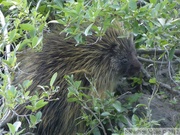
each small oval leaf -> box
[50,72,58,87]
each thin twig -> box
[168,61,179,86]
[83,106,107,135]
[141,66,151,79]
[141,66,180,95]
[158,82,180,95]
[138,56,179,64]
[137,49,180,56]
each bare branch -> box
[158,82,180,95]
[137,49,180,56]
[138,56,179,64]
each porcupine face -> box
[109,36,141,77]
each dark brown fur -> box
[15,24,141,135]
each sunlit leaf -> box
[50,72,58,87]
[149,78,157,84]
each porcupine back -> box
[15,23,141,135]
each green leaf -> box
[157,18,166,26]
[30,95,38,102]
[7,86,17,99]
[154,3,161,14]
[68,86,76,94]
[101,112,111,117]
[14,19,20,28]
[32,36,43,48]
[26,105,33,110]
[13,121,21,132]
[2,52,17,67]
[92,127,101,135]
[30,114,37,125]
[32,36,38,47]
[74,81,81,89]
[35,100,48,110]
[20,24,35,31]
[74,34,83,44]
[24,91,30,99]
[54,0,63,8]
[150,0,157,4]
[112,101,123,112]
[1,1,12,6]
[9,29,17,42]
[50,72,58,87]
[23,80,33,90]
[20,23,36,37]
[128,0,137,10]
[35,111,42,122]
[67,97,78,102]
[149,78,157,84]
[84,23,93,36]
[132,114,139,125]
[17,39,31,50]
[7,123,16,134]
[119,115,129,125]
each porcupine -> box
[5,23,141,135]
